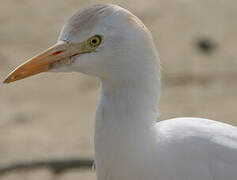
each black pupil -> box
[92,39,97,44]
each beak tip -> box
[3,74,15,84]
[3,78,10,84]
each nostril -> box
[50,50,64,56]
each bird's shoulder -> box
[155,117,237,162]
[154,118,237,179]
[155,117,237,143]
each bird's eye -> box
[88,35,102,47]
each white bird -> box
[4,4,237,180]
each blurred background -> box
[0,0,237,179]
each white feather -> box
[57,4,237,180]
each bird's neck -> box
[95,50,160,134]
[94,43,160,178]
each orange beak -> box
[3,40,93,84]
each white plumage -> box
[4,4,237,180]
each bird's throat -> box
[94,60,160,179]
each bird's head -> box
[4,4,155,83]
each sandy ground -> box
[0,0,237,179]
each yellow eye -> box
[88,35,102,47]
